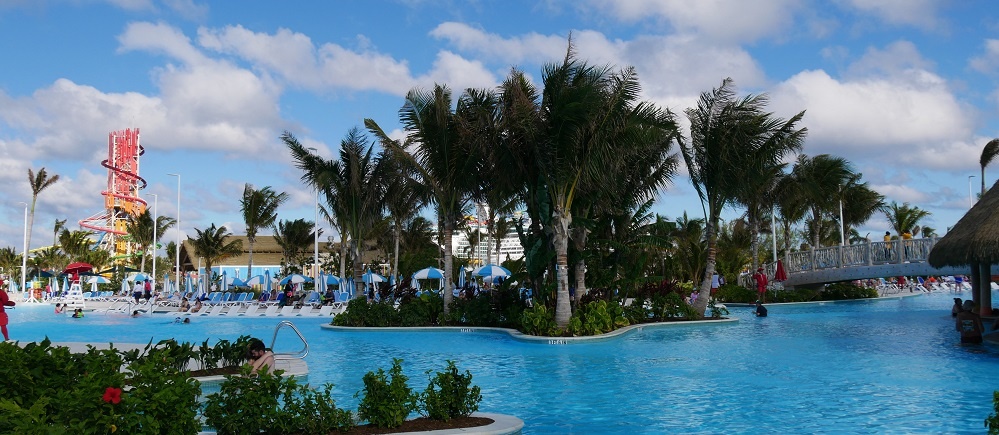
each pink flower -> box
[102,387,122,404]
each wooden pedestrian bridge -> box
[762,238,971,288]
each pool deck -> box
[33,298,343,318]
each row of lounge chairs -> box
[173,303,344,317]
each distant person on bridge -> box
[956,300,984,344]
[753,268,768,302]
[883,231,893,260]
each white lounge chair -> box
[278,305,296,316]
[298,306,314,316]
[261,305,279,316]
[222,305,241,316]
[202,305,226,316]
[317,305,334,317]
[240,304,259,316]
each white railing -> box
[779,237,938,277]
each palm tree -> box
[378,144,427,282]
[839,176,885,243]
[272,219,315,273]
[26,167,60,252]
[0,247,20,277]
[125,210,176,272]
[883,202,931,236]
[241,184,289,277]
[733,163,786,272]
[52,219,66,248]
[981,138,999,195]
[286,128,386,300]
[189,224,243,289]
[790,154,853,250]
[366,85,482,313]
[680,78,806,314]
[58,229,94,259]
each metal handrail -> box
[270,320,309,360]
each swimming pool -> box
[8,291,999,433]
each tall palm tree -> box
[189,224,243,289]
[272,218,315,272]
[981,138,999,195]
[26,167,60,252]
[839,176,885,243]
[0,247,20,278]
[241,184,289,277]
[52,219,66,248]
[286,128,386,299]
[58,229,94,259]
[681,78,806,314]
[883,202,931,236]
[366,85,482,313]
[733,163,786,272]
[378,143,427,282]
[790,154,853,250]
[125,210,176,272]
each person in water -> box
[71,308,84,318]
[755,300,768,317]
[246,338,275,375]
[955,300,984,344]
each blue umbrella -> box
[412,267,444,280]
[472,264,511,278]
[265,269,273,295]
[458,269,465,288]
[326,274,340,286]
[131,273,149,282]
[184,273,193,295]
[362,270,385,283]
[279,274,313,285]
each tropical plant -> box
[366,85,483,313]
[356,358,418,428]
[883,202,931,236]
[240,184,289,277]
[380,146,426,280]
[981,138,999,196]
[680,78,806,314]
[272,219,315,273]
[790,154,853,250]
[420,360,482,421]
[125,209,176,272]
[52,218,66,248]
[26,167,60,252]
[286,128,386,299]
[0,247,19,277]
[188,224,243,288]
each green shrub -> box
[821,282,878,300]
[987,391,999,434]
[714,284,756,303]
[356,358,418,428]
[420,360,482,421]
[567,299,629,336]
[445,294,498,326]
[708,299,729,318]
[520,304,561,336]
[333,298,399,326]
[398,291,444,326]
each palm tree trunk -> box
[693,217,718,315]
[352,239,364,300]
[749,215,760,271]
[27,198,37,255]
[553,206,572,328]
[339,235,347,287]
[571,226,589,304]
[442,221,454,315]
[247,238,255,279]
[393,222,400,286]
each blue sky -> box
[1,0,998,253]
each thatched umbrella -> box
[928,179,999,315]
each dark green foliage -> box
[0,339,201,434]
[567,299,629,336]
[987,391,999,434]
[445,294,498,326]
[333,298,399,326]
[397,291,445,326]
[520,304,561,336]
[715,282,876,303]
[821,282,878,300]
[204,366,353,435]
[356,358,418,428]
[715,284,758,303]
[420,361,482,421]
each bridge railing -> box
[781,237,938,276]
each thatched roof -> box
[178,236,337,271]
[928,180,999,267]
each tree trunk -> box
[393,222,401,287]
[339,233,348,289]
[247,238,255,279]
[27,199,37,255]
[553,206,572,328]
[692,217,717,315]
[749,214,760,271]
[442,220,454,315]
[352,239,365,300]
[979,263,992,317]
[571,226,589,304]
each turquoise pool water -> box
[7,291,999,433]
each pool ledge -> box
[725,291,923,307]
[320,317,737,344]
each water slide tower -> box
[79,128,147,261]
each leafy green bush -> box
[821,282,878,300]
[648,292,698,321]
[708,299,729,318]
[714,284,757,303]
[398,291,445,326]
[0,339,201,434]
[567,299,629,336]
[420,360,482,421]
[520,304,561,336]
[333,298,399,326]
[445,294,498,326]
[356,358,418,428]
[987,391,999,434]
[204,366,353,434]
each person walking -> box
[753,268,768,303]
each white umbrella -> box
[279,274,313,285]
[362,270,386,283]
[244,274,278,286]
[472,264,511,278]
[86,276,111,284]
[412,267,445,280]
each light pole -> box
[969,175,976,208]
[168,173,181,291]
[19,202,27,299]
[308,147,319,278]
[149,193,157,293]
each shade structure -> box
[244,274,277,286]
[86,276,111,284]
[472,264,511,278]
[774,259,788,282]
[265,270,273,294]
[362,270,386,283]
[38,270,55,278]
[412,267,444,280]
[63,262,94,275]
[129,273,149,282]
[325,274,341,286]
[279,274,313,285]
[220,275,248,288]
[929,179,999,267]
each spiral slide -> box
[78,129,147,257]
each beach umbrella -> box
[244,274,268,286]
[458,270,465,289]
[62,274,69,294]
[63,262,93,275]
[412,267,445,280]
[184,273,194,295]
[279,273,312,285]
[775,259,788,282]
[86,276,111,284]
[326,274,341,286]
[38,270,55,278]
[265,270,273,294]
[472,264,511,278]
[317,272,326,294]
[130,273,149,282]
[362,270,385,283]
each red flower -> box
[102,387,122,404]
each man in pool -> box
[755,300,768,317]
[246,338,275,375]
[955,300,984,344]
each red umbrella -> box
[63,262,94,282]
[774,259,788,282]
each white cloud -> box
[429,22,567,65]
[770,69,973,169]
[872,183,931,204]
[846,40,934,79]
[586,0,802,43]
[163,0,208,21]
[969,39,999,74]
[838,0,944,30]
